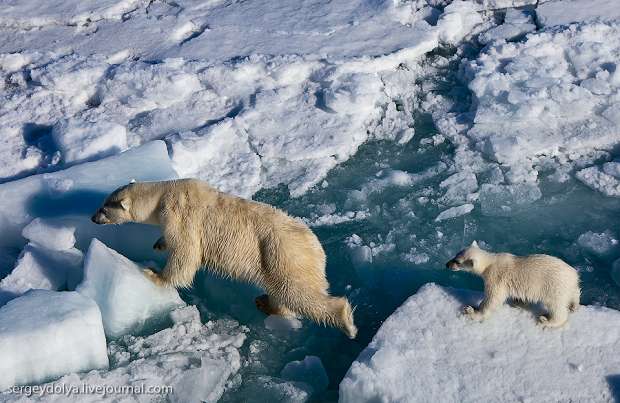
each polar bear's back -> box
[492,253,579,303]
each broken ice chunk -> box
[264,315,303,333]
[77,239,185,338]
[0,290,108,391]
[21,218,76,251]
[479,183,542,217]
[576,166,620,197]
[0,243,83,306]
[52,119,128,165]
[340,284,620,402]
[435,204,474,222]
[577,231,618,256]
[281,356,329,393]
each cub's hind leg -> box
[539,301,569,328]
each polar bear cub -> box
[91,179,357,338]
[446,241,580,328]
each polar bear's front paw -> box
[538,315,549,327]
[143,267,165,287]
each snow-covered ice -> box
[435,203,475,221]
[0,290,108,391]
[576,164,620,197]
[0,243,83,306]
[52,119,128,165]
[0,140,176,253]
[464,18,620,183]
[537,0,620,27]
[478,9,536,44]
[77,239,185,338]
[0,0,620,401]
[1,304,247,402]
[340,284,620,403]
[0,218,83,306]
[21,218,76,251]
[577,230,618,256]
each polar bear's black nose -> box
[91,209,105,224]
[446,259,459,270]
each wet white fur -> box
[94,179,357,338]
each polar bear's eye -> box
[105,200,123,209]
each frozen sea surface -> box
[0,0,620,402]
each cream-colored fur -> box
[92,179,357,338]
[446,241,580,328]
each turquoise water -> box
[185,49,620,401]
[190,99,620,401]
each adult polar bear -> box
[91,179,357,338]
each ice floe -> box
[0,290,108,391]
[340,284,620,402]
[77,239,185,338]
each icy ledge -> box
[0,304,247,402]
[340,284,620,403]
[0,290,108,391]
[77,239,185,338]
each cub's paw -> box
[463,305,475,315]
[143,267,165,287]
[538,315,550,328]
[463,305,484,321]
[153,237,167,251]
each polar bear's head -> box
[91,184,134,225]
[446,241,484,273]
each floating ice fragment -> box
[264,315,303,332]
[76,239,185,338]
[479,183,541,217]
[435,204,474,222]
[281,356,329,393]
[577,231,618,256]
[22,218,76,251]
[0,290,108,391]
[340,284,620,402]
[0,243,83,306]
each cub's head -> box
[91,184,134,225]
[446,241,482,272]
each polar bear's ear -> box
[471,240,479,248]
[120,198,131,211]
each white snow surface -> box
[0,140,177,251]
[0,243,83,306]
[0,304,247,402]
[0,0,620,400]
[21,217,76,251]
[77,239,185,338]
[0,0,491,198]
[537,0,620,27]
[0,290,108,391]
[340,283,620,403]
[464,19,620,183]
